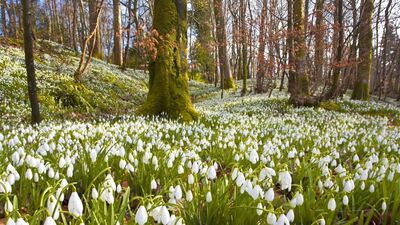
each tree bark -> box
[113,0,122,66]
[352,0,373,100]
[137,0,198,121]
[255,0,267,93]
[1,0,6,37]
[240,0,247,96]
[89,0,104,60]
[22,0,41,124]
[214,0,235,89]
[314,0,324,84]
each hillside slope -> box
[0,40,218,122]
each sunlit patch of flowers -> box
[1,90,400,224]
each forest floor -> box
[1,40,400,224]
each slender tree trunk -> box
[112,0,122,66]
[214,0,235,89]
[287,0,295,94]
[89,0,104,60]
[240,0,247,96]
[122,0,133,69]
[1,0,6,37]
[9,0,17,37]
[314,0,324,84]
[137,0,198,121]
[381,0,392,99]
[352,0,373,100]
[255,0,267,93]
[325,0,343,99]
[22,0,41,124]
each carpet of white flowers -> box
[1,90,400,225]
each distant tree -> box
[352,0,373,100]
[214,0,235,89]
[137,0,198,121]
[89,0,104,60]
[22,0,41,124]
[1,0,6,36]
[112,0,122,66]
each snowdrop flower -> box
[319,218,326,225]
[343,195,349,205]
[135,206,148,225]
[267,213,277,225]
[286,209,295,222]
[278,171,292,191]
[277,214,290,225]
[327,198,336,211]
[116,184,122,193]
[5,199,13,213]
[6,218,15,225]
[47,195,60,220]
[207,166,217,180]
[101,187,114,204]
[236,172,245,187]
[256,203,263,215]
[15,218,28,225]
[186,190,193,202]
[160,206,170,225]
[25,169,33,180]
[343,180,355,193]
[44,217,57,225]
[382,201,387,212]
[206,191,212,203]
[174,185,183,200]
[188,174,194,185]
[91,188,99,200]
[151,179,157,190]
[369,184,375,193]
[265,188,274,202]
[68,192,83,217]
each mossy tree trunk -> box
[138,0,198,121]
[213,0,235,89]
[351,0,373,100]
[289,0,315,106]
[192,0,215,82]
[112,0,122,66]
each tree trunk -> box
[240,0,247,96]
[122,0,133,69]
[1,0,6,37]
[214,0,235,89]
[255,0,267,93]
[352,0,373,100]
[381,0,393,99]
[112,0,122,66]
[89,0,104,60]
[325,0,343,99]
[289,0,311,104]
[22,0,41,124]
[314,0,324,84]
[137,0,198,121]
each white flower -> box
[264,188,274,202]
[135,206,148,225]
[277,214,290,225]
[382,201,387,211]
[278,171,292,191]
[295,192,304,205]
[174,185,183,200]
[286,209,295,222]
[188,174,194,185]
[236,173,245,187]
[6,218,15,225]
[5,199,13,213]
[342,195,349,205]
[343,180,355,193]
[256,203,263,215]
[369,184,375,193]
[68,192,83,217]
[267,213,277,225]
[327,198,336,211]
[100,187,114,204]
[207,166,217,180]
[319,218,326,225]
[25,169,33,180]
[160,206,170,225]
[92,188,99,200]
[47,195,60,220]
[44,217,57,225]
[151,179,157,190]
[206,191,212,203]
[186,190,193,202]
[15,218,28,225]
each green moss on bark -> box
[137,0,198,122]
